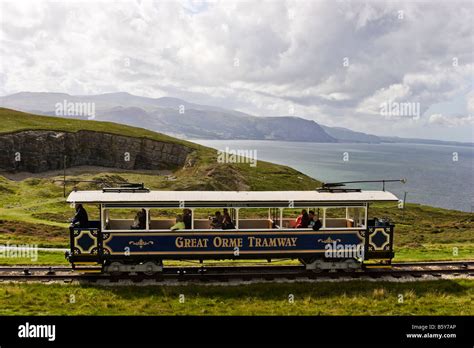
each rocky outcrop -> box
[0,130,193,173]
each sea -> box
[193,140,474,212]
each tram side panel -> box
[364,222,395,263]
[97,229,366,261]
[68,226,394,266]
[67,221,102,266]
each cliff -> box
[0,130,192,173]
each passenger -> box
[312,219,322,231]
[183,209,192,229]
[308,210,316,228]
[210,211,223,229]
[71,204,89,228]
[170,214,185,231]
[295,209,309,228]
[222,208,235,229]
[131,209,147,229]
[308,210,322,231]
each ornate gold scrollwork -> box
[129,239,154,249]
[317,237,341,244]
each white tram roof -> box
[67,190,398,205]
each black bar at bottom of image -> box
[0,316,472,346]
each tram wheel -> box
[143,261,157,276]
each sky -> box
[0,0,473,142]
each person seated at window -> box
[295,209,309,228]
[183,209,192,229]
[308,210,322,231]
[308,210,316,228]
[210,211,223,229]
[70,204,89,228]
[131,209,147,229]
[222,208,235,229]
[171,214,185,231]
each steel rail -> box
[0,262,471,283]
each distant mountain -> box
[321,125,473,147]
[321,125,381,143]
[0,91,251,117]
[378,136,473,147]
[1,91,472,146]
[0,92,336,143]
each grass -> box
[0,107,320,192]
[0,219,68,247]
[0,110,472,260]
[0,108,472,317]
[394,244,474,262]
[0,174,472,262]
[0,250,68,265]
[0,108,198,149]
[0,280,472,315]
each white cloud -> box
[356,83,411,115]
[467,90,474,115]
[428,113,474,127]
[0,0,472,140]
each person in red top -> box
[295,209,310,228]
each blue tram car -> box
[65,186,398,273]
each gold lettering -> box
[213,237,243,248]
[197,239,208,248]
[228,238,242,248]
[176,237,210,248]
[244,237,298,248]
[248,236,255,247]
[266,239,276,247]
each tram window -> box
[325,207,346,218]
[149,209,184,230]
[239,208,274,229]
[325,207,349,228]
[324,207,366,228]
[281,208,299,228]
[103,209,147,230]
[193,208,239,230]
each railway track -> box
[0,261,472,284]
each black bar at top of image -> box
[0,316,472,346]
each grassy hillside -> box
[0,107,321,250]
[0,107,472,263]
[0,107,320,191]
[0,172,472,262]
[0,107,198,149]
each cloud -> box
[0,0,472,140]
[428,113,474,127]
[467,90,474,115]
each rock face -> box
[0,130,193,173]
